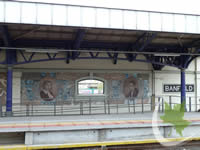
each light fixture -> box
[25,49,58,53]
[154,53,180,56]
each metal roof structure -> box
[0,0,200,70]
[1,1,200,34]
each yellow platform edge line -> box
[1,137,200,150]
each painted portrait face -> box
[129,82,135,91]
[43,81,52,91]
[123,77,139,98]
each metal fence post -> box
[104,99,107,114]
[54,102,56,116]
[142,98,144,113]
[162,98,164,113]
[116,100,119,114]
[61,102,63,115]
[169,96,172,109]
[26,104,29,116]
[31,103,33,116]
[128,99,130,113]
[82,101,84,115]
[189,97,192,112]
[89,98,92,115]
[80,101,83,115]
[158,97,161,112]
[198,99,200,111]
[108,100,110,114]
[198,99,200,112]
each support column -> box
[6,67,13,116]
[181,68,186,107]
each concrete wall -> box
[154,59,198,111]
[29,127,162,145]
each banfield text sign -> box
[163,84,194,92]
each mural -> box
[21,72,80,104]
[111,80,121,99]
[94,73,149,104]
[0,73,6,105]
[21,72,150,105]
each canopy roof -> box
[1,23,200,50]
[1,0,200,70]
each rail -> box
[0,96,199,117]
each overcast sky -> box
[16,0,200,15]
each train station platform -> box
[0,112,200,149]
[1,1,200,150]
[1,112,200,132]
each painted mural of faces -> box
[44,81,52,91]
[123,77,139,98]
[40,80,56,101]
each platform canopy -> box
[0,0,200,70]
[1,0,200,34]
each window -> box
[78,79,104,95]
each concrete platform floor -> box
[0,112,200,123]
[0,112,200,132]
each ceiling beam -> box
[0,25,12,46]
[72,29,85,60]
[152,56,165,70]
[9,39,188,51]
[0,25,17,65]
[73,29,85,49]
[138,33,157,52]
[125,32,157,62]
[113,53,118,64]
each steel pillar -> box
[6,67,13,116]
[181,69,186,105]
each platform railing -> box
[155,95,200,113]
[0,96,199,117]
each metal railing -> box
[0,96,199,117]
[156,95,200,113]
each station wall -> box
[0,54,200,113]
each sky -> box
[16,0,200,15]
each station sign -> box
[163,84,194,92]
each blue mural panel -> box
[21,72,75,104]
[111,80,121,99]
[21,72,150,105]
